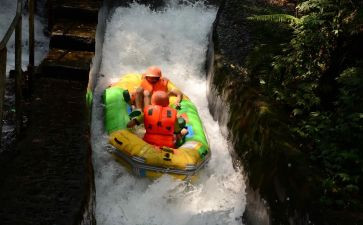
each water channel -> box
[91,1,246,224]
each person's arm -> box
[169,88,183,108]
[174,117,188,146]
[127,113,144,128]
[127,118,138,128]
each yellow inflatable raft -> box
[104,74,210,179]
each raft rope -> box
[109,146,211,178]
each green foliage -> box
[247,14,301,25]
[246,0,363,211]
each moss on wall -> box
[208,0,321,224]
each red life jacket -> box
[143,105,177,148]
[140,76,168,93]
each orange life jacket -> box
[143,105,177,148]
[140,76,168,93]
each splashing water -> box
[91,1,246,225]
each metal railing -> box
[0,0,34,145]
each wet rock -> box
[208,0,316,224]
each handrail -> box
[0,1,22,50]
[0,0,35,145]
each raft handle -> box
[114,138,123,145]
[161,147,174,154]
[163,152,172,161]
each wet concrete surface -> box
[0,77,94,225]
[41,49,94,80]
[0,0,99,224]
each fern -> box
[297,0,338,13]
[247,14,301,25]
[245,0,363,212]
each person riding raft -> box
[134,66,183,111]
[127,91,188,148]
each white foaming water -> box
[91,1,246,225]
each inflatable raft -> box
[103,73,210,179]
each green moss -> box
[212,0,363,223]
[86,89,93,109]
[210,0,320,223]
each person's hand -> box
[180,128,188,136]
[127,119,137,128]
[175,101,181,110]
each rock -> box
[208,0,316,224]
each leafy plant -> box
[246,0,363,211]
